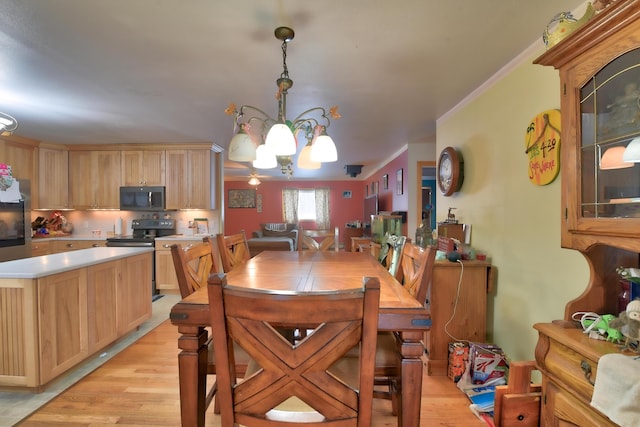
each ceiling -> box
[0,0,587,181]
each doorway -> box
[417,161,436,232]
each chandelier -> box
[225,26,341,178]
[0,112,18,136]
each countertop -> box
[0,247,154,279]
[31,234,211,242]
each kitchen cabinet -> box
[68,150,121,209]
[0,139,36,184]
[0,249,152,389]
[155,238,199,293]
[165,149,214,209]
[37,145,69,210]
[54,239,106,253]
[31,240,52,257]
[533,2,640,424]
[37,269,89,385]
[121,150,165,186]
[424,260,492,376]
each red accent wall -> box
[223,150,409,243]
[223,180,365,244]
[360,151,409,236]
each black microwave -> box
[119,186,166,211]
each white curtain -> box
[282,187,299,224]
[282,187,330,229]
[315,187,330,229]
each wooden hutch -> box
[533,1,640,425]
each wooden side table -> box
[343,227,364,251]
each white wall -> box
[436,48,589,361]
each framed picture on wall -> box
[228,189,256,208]
[365,184,369,196]
[372,181,378,195]
[342,190,352,199]
[396,169,403,195]
[383,174,388,190]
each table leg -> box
[397,331,425,427]
[177,325,209,427]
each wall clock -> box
[437,146,464,196]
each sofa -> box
[247,223,299,257]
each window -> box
[297,190,316,220]
[282,187,330,228]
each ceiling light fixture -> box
[248,173,261,186]
[225,26,340,177]
[600,146,633,170]
[0,112,18,136]
[623,137,640,163]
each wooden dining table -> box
[169,250,431,427]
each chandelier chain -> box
[280,40,289,80]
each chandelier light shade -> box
[600,146,633,170]
[253,144,277,169]
[248,174,261,186]
[310,126,338,163]
[225,26,341,177]
[228,124,257,162]
[297,143,321,169]
[265,122,297,155]
[623,137,640,163]
[0,112,18,136]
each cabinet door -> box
[37,269,88,384]
[69,151,121,209]
[69,151,94,209]
[542,379,614,427]
[165,149,212,209]
[38,146,69,210]
[1,140,36,183]
[117,253,152,334]
[31,240,52,257]
[87,261,118,353]
[155,239,197,293]
[94,151,121,208]
[121,150,165,186]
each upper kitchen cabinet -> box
[69,150,121,209]
[165,148,216,209]
[0,138,36,185]
[37,145,69,210]
[121,150,165,186]
[534,1,640,317]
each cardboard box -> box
[469,342,507,385]
[448,342,469,382]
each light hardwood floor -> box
[16,319,486,426]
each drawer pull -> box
[580,360,595,385]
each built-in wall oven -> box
[106,218,176,300]
[0,180,30,262]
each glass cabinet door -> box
[580,47,640,219]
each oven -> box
[106,218,176,300]
[0,180,30,262]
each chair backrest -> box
[398,243,437,305]
[207,273,380,427]
[298,226,339,252]
[377,233,407,281]
[171,236,218,298]
[216,230,251,272]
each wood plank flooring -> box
[16,320,486,426]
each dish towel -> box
[590,353,640,426]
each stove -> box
[106,218,176,299]
[106,218,176,247]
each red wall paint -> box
[223,180,365,244]
[223,150,409,243]
[360,151,409,236]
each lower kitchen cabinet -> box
[55,239,107,253]
[155,239,200,293]
[0,251,152,390]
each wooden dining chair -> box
[373,243,437,413]
[377,233,407,281]
[170,236,250,414]
[207,273,380,427]
[171,236,219,299]
[216,230,251,272]
[298,226,339,252]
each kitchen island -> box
[0,247,154,391]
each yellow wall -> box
[436,52,589,361]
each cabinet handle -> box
[163,244,171,248]
[92,244,100,247]
[66,243,74,248]
[580,360,595,385]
